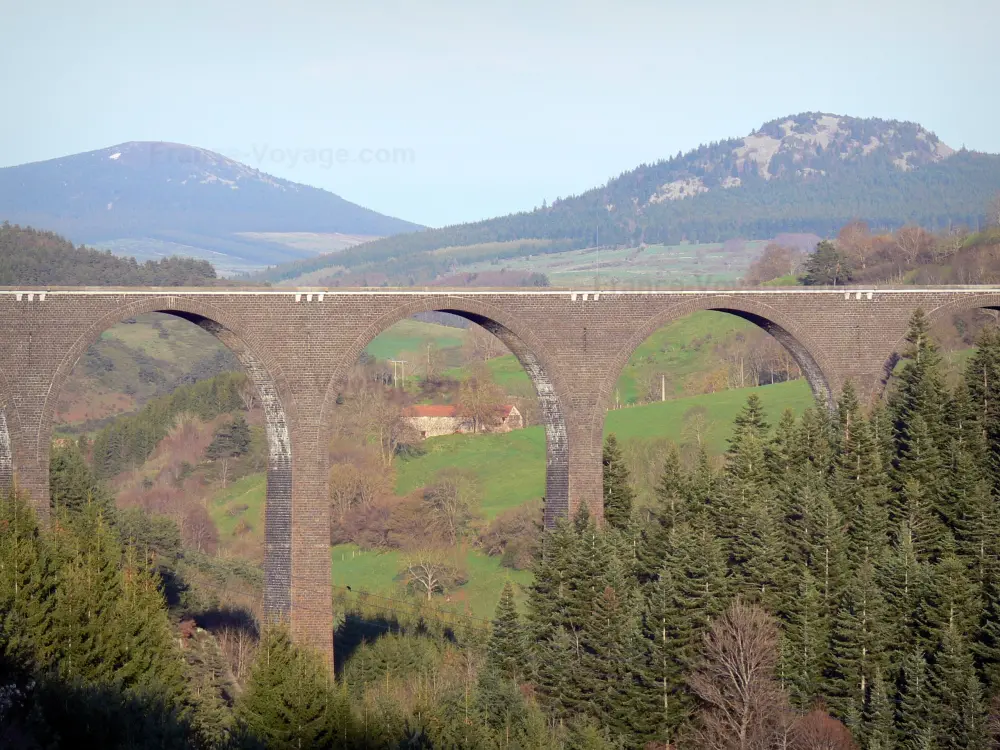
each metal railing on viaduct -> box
[3,284,999,661]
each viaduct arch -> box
[33,297,299,622]
[318,296,573,527]
[2,284,994,664]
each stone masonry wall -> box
[2,285,999,665]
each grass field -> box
[363,318,467,362]
[453,241,765,288]
[57,314,232,428]
[204,378,815,615]
[436,310,763,405]
[331,544,534,619]
[395,378,813,517]
[209,473,266,540]
[102,313,224,363]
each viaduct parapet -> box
[3,285,998,661]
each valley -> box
[6,109,1000,749]
[7,0,1000,743]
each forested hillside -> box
[7,310,1000,747]
[259,113,1000,285]
[0,223,219,286]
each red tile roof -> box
[403,404,459,418]
[403,404,516,418]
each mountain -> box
[0,142,423,274]
[259,112,1000,285]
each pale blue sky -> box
[1,0,995,227]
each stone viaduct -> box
[2,284,999,662]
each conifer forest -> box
[5,309,1000,749]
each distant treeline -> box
[89,371,246,479]
[260,238,574,285]
[0,222,219,286]
[257,149,1000,285]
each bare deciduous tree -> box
[423,467,481,545]
[724,333,761,389]
[237,379,257,412]
[329,451,394,523]
[457,364,507,433]
[216,625,259,687]
[463,324,508,363]
[687,366,730,396]
[181,504,219,554]
[744,244,803,285]
[345,383,415,466]
[682,406,712,448]
[894,225,935,266]
[399,548,468,600]
[837,220,874,270]
[789,709,858,750]
[687,600,792,750]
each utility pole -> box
[661,373,666,402]
[389,359,407,388]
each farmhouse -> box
[403,404,524,439]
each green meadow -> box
[207,378,815,616]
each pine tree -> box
[803,240,853,285]
[236,627,343,749]
[952,476,999,589]
[881,523,922,653]
[637,444,694,582]
[792,404,835,481]
[653,442,688,531]
[733,392,770,436]
[105,544,187,703]
[582,553,650,744]
[564,715,623,750]
[782,480,848,613]
[895,649,935,750]
[602,434,634,530]
[422,685,492,749]
[0,489,58,666]
[890,310,951,546]
[914,555,981,652]
[486,581,524,682]
[741,494,790,613]
[828,561,889,724]
[766,408,798,491]
[49,440,113,515]
[207,414,252,459]
[869,402,896,475]
[832,383,893,562]
[642,524,726,742]
[963,325,1000,494]
[931,627,988,750]
[49,505,132,685]
[784,568,829,710]
[183,628,237,748]
[684,444,717,532]
[895,474,951,562]
[863,670,896,750]
[525,516,577,718]
[719,395,773,577]
[477,669,534,748]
